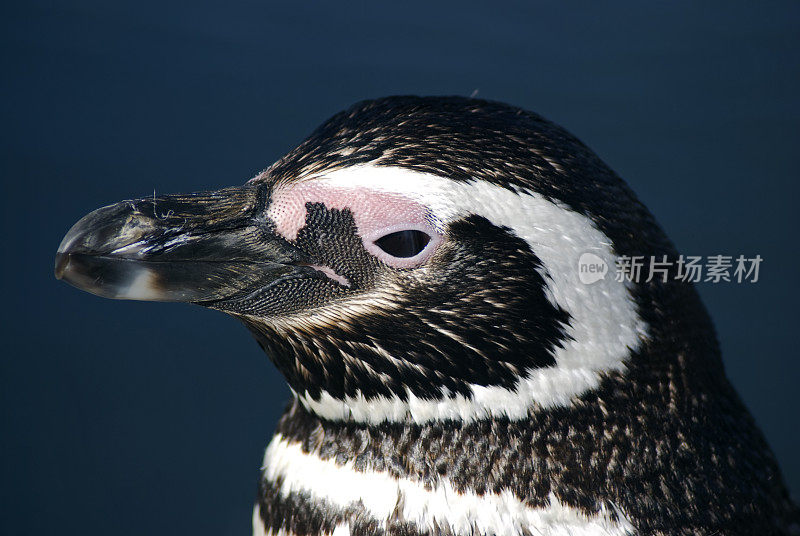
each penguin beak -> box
[54,185,303,303]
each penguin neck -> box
[270,395,546,494]
[263,391,624,523]
[265,350,704,504]
[259,395,633,534]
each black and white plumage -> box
[55,96,799,535]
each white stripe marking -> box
[263,434,635,536]
[252,504,267,536]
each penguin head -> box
[56,96,697,423]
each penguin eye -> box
[374,230,431,258]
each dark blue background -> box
[2,2,798,534]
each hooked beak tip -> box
[54,252,69,280]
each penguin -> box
[55,96,799,536]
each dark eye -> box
[374,230,431,258]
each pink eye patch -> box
[266,182,442,268]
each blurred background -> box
[2,2,798,534]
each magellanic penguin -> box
[55,96,799,535]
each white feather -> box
[252,504,267,536]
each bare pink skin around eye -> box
[266,183,442,268]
